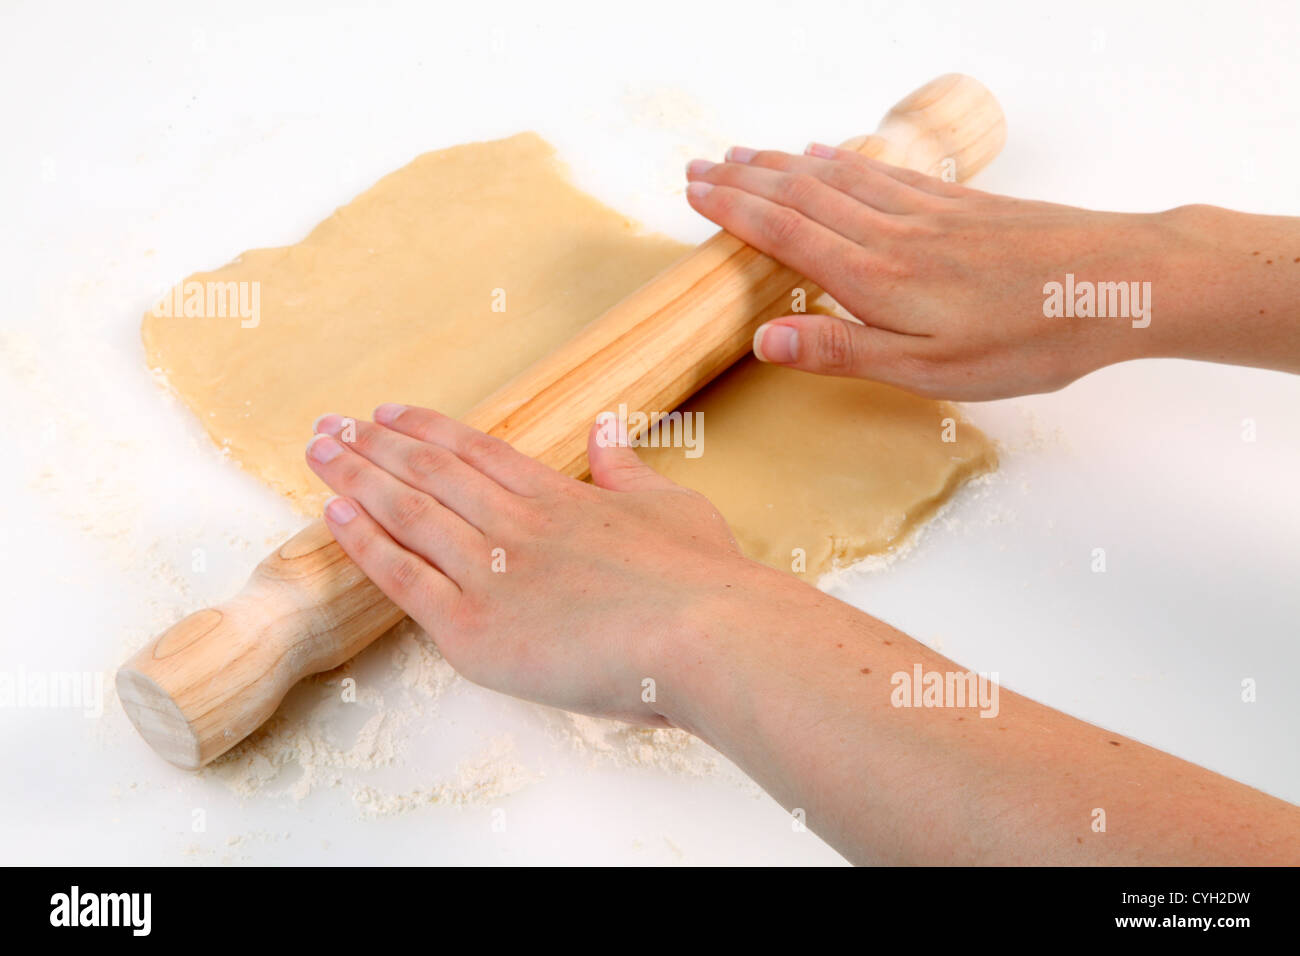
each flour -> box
[5,317,725,817]
[202,616,721,808]
[546,712,718,776]
[618,87,736,210]
[352,736,535,815]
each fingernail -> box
[307,434,343,463]
[726,146,758,163]
[374,403,407,425]
[324,495,357,524]
[805,142,837,159]
[313,413,343,436]
[686,158,716,177]
[686,181,714,200]
[753,323,798,363]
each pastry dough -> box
[637,356,995,579]
[144,133,688,510]
[143,133,995,581]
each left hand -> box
[684,144,1182,399]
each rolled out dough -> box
[143,132,995,581]
[638,355,994,579]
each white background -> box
[1,0,1298,865]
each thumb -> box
[752,314,905,380]
[586,414,677,492]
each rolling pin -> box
[118,73,1007,769]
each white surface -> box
[2,0,1298,866]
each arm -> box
[302,407,1300,864]
[684,146,1300,398]
[663,558,1300,865]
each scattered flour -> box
[203,616,721,807]
[3,317,725,818]
[546,712,718,776]
[622,87,734,175]
[353,736,535,815]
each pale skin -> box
[305,144,1300,864]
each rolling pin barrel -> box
[117,74,1007,769]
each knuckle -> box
[343,528,372,562]
[843,252,880,288]
[390,491,433,529]
[762,206,805,246]
[751,150,790,169]
[336,459,367,490]
[513,500,556,536]
[820,163,862,193]
[405,444,451,478]
[384,553,425,595]
[463,433,507,464]
[910,191,951,215]
[778,173,819,207]
[712,164,743,188]
[346,424,374,453]
[708,186,736,217]
[510,512,542,540]
[854,242,913,283]
[815,320,861,374]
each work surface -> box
[2,0,1298,865]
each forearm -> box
[655,561,1300,864]
[1131,204,1300,373]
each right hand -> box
[306,405,747,728]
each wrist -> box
[1131,203,1300,371]
[644,557,821,740]
[1136,204,1226,359]
[1073,208,1199,368]
[643,557,771,733]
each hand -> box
[305,405,744,725]
[685,144,1186,400]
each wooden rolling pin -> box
[118,73,1007,769]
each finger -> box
[685,180,871,295]
[372,404,555,496]
[306,433,484,581]
[714,146,926,214]
[587,416,678,492]
[686,158,882,242]
[804,142,969,198]
[322,494,461,623]
[752,313,927,387]
[315,414,512,534]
